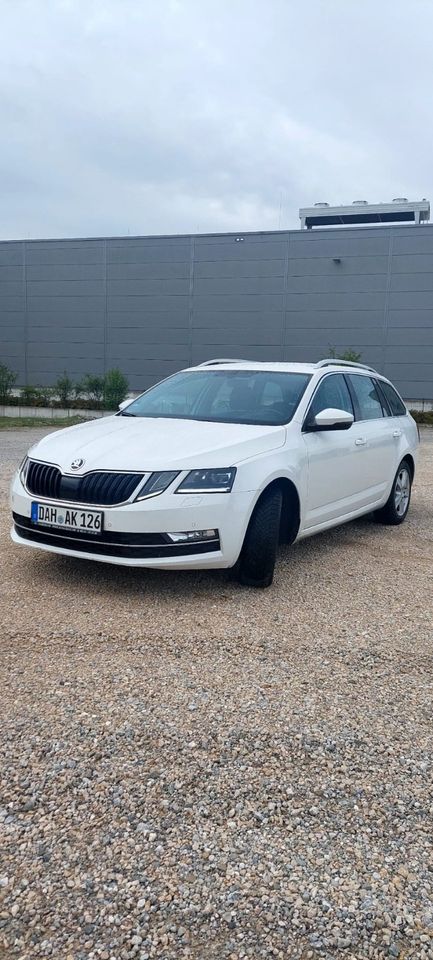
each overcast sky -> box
[1,0,432,240]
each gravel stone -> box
[1,426,433,959]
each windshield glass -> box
[121,370,311,426]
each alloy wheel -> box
[394,467,411,517]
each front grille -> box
[26,460,144,506]
[26,461,62,499]
[13,514,221,559]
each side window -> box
[308,374,353,422]
[347,375,384,421]
[378,380,406,417]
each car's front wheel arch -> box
[230,477,301,587]
[271,477,301,545]
[236,476,301,544]
[242,476,301,549]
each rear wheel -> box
[374,459,412,525]
[235,487,282,588]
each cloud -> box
[0,0,431,239]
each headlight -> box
[134,471,179,501]
[175,467,236,494]
[19,457,29,484]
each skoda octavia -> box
[11,359,419,587]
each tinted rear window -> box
[347,374,385,421]
[378,380,407,417]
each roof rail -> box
[315,358,378,374]
[197,358,249,367]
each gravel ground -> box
[1,427,433,960]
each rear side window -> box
[308,373,354,421]
[347,375,384,421]
[378,380,406,417]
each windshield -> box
[120,370,311,426]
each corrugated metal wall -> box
[1,224,433,400]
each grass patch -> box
[0,415,94,430]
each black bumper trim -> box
[13,514,220,559]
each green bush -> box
[54,372,74,407]
[103,368,129,410]
[20,385,38,405]
[19,385,54,406]
[10,368,130,411]
[73,381,85,402]
[79,374,105,406]
[409,409,433,425]
[0,363,17,404]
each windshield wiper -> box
[120,411,137,417]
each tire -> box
[374,459,412,526]
[236,487,282,588]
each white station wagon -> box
[11,359,419,587]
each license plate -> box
[31,502,103,535]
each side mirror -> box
[310,407,354,431]
[118,399,132,411]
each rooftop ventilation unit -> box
[299,199,430,229]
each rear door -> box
[375,377,417,477]
[345,374,397,504]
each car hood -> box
[29,415,286,473]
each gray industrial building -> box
[1,201,433,402]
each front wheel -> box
[374,459,412,525]
[235,487,282,588]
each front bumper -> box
[10,474,253,570]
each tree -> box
[328,346,362,363]
[79,374,105,406]
[103,368,129,410]
[54,372,74,407]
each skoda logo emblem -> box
[71,458,85,470]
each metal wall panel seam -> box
[382,231,394,373]
[188,236,195,367]
[23,242,28,385]
[281,233,290,361]
[103,240,108,376]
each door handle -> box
[355,437,367,446]
[393,429,402,438]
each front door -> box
[301,373,365,531]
